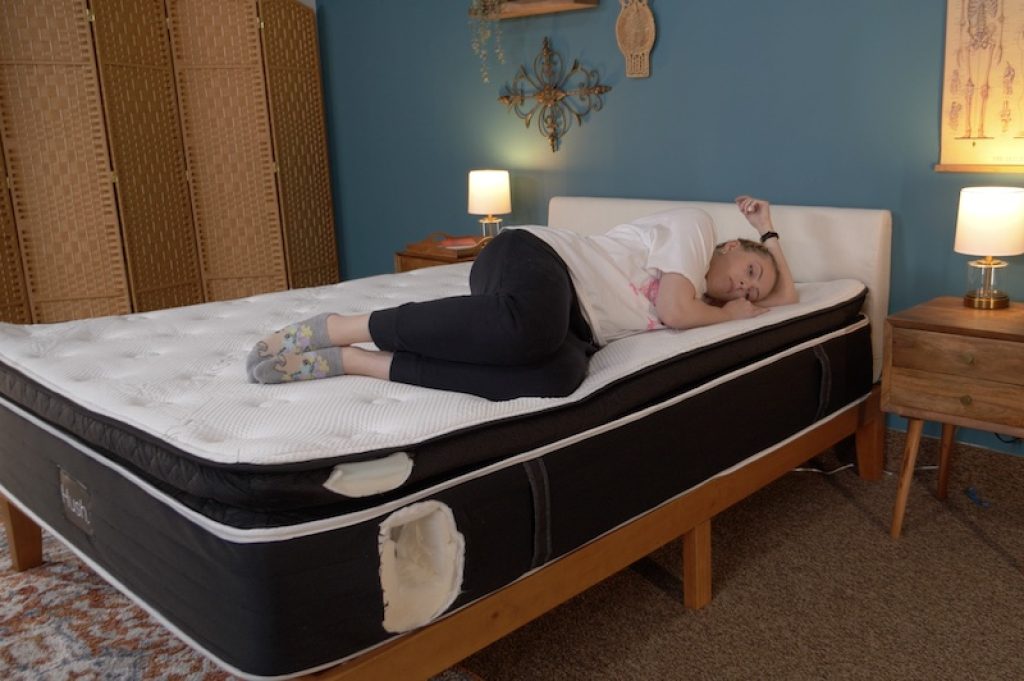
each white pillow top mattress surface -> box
[0,263,866,466]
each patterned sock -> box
[246,313,335,381]
[250,347,345,384]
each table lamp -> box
[468,170,511,238]
[954,186,1024,309]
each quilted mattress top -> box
[0,263,866,467]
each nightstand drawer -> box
[891,327,1024,386]
[395,254,455,273]
[887,367,1024,429]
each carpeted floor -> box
[2,430,1023,679]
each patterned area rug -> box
[0,530,481,680]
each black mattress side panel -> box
[544,324,872,558]
[0,404,538,676]
[0,405,382,674]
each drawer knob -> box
[961,352,975,365]
[959,394,973,406]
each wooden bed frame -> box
[1,195,892,680]
[1,389,884,681]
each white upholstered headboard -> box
[547,196,892,381]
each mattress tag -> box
[59,469,93,536]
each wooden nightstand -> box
[882,296,1024,538]
[394,232,488,273]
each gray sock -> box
[246,313,335,381]
[250,347,344,384]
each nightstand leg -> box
[936,423,956,500]
[890,418,924,539]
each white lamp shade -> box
[468,170,511,216]
[954,186,1024,256]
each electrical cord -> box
[882,464,938,476]
[793,463,939,476]
[793,462,854,475]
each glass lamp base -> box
[964,258,1011,309]
[963,289,1010,309]
[479,217,502,238]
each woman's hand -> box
[722,297,768,320]
[735,195,773,236]
[656,272,766,329]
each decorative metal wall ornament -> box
[615,0,656,78]
[498,37,612,152]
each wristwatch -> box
[760,231,779,243]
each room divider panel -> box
[167,0,287,302]
[167,0,338,302]
[260,0,339,291]
[0,0,132,322]
[0,137,31,325]
[92,0,205,313]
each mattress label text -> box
[59,469,93,536]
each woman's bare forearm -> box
[758,237,798,307]
[735,196,798,308]
[655,272,767,329]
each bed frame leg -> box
[1,494,43,571]
[854,385,885,481]
[682,519,712,609]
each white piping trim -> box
[0,316,869,544]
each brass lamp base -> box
[963,257,1011,309]
[963,290,1010,309]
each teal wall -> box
[316,0,1023,456]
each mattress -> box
[0,264,873,678]
[1,265,865,520]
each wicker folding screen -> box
[0,0,337,322]
[0,0,131,322]
[260,0,339,290]
[168,0,290,302]
[91,0,204,313]
[0,137,31,324]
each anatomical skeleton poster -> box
[939,0,1024,169]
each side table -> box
[881,296,1024,538]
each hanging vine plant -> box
[469,0,506,83]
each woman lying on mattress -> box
[247,195,798,400]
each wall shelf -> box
[476,1,599,20]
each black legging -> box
[368,229,597,400]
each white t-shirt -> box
[518,207,716,346]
